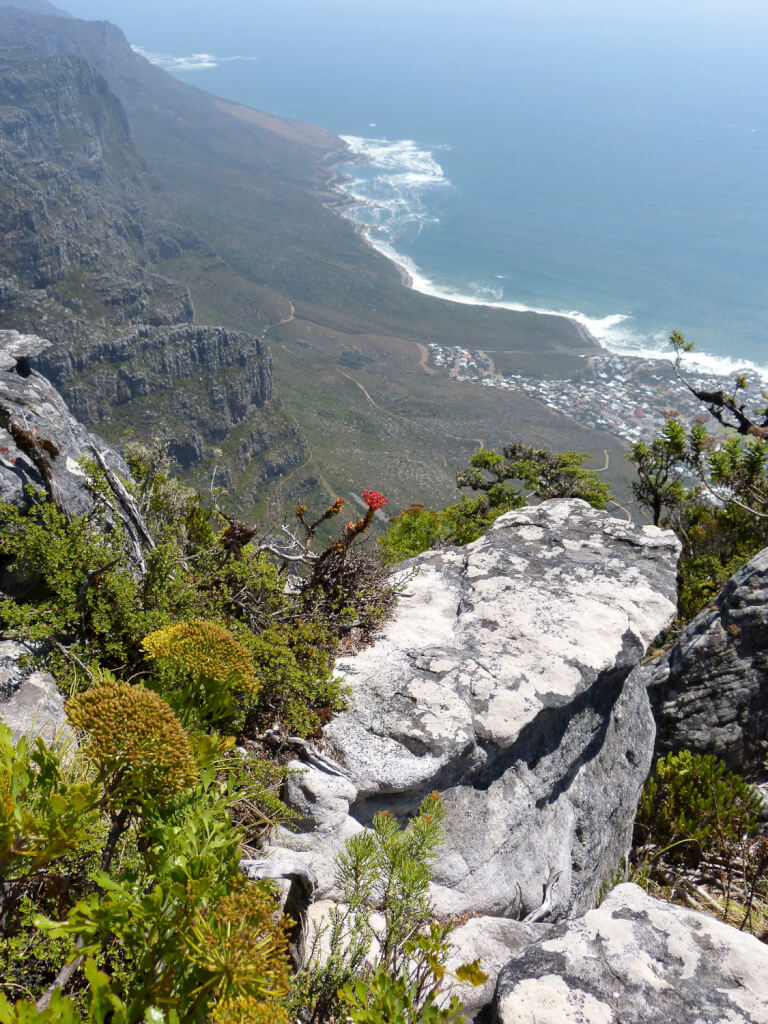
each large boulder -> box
[269,500,680,921]
[0,329,128,519]
[492,883,768,1024]
[632,546,768,772]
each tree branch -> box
[89,446,155,575]
[672,357,768,440]
[36,938,85,1011]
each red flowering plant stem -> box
[346,489,390,539]
[251,490,387,570]
[310,488,390,569]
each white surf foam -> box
[341,136,448,184]
[337,133,768,384]
[132,46,259,72]
[338,135,451,243]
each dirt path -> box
[413,341,437,375]
[264,300,295,336]
[595,449,610,472]
[608,500,632,523]
[338,369,386,413]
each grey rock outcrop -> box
[269,500,680,921]
[0,329,127,519]
[632,546,768,771]
[0,640,70,745]
[492,883,768,1024]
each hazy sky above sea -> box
[59,0,768,122]
[60,0,768,18]
[59,0,768,40]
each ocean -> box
[66,0,768,379]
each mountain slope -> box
[0,5,636,512]
[0,48,303,510]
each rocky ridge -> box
[0,328,127,517]
[0,48,303,508]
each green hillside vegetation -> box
[627,333,768,629]
[379,443,611,561]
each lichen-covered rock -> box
[445,916,551,1019]
[0,639,70,744]
[632,546,768,772]
[492,883,768,1024]
[0,329,127,518]
[269,500,680,921]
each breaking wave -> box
[338,135,451,248]
[132,46,259,72]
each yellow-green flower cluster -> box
[66,675,198,808]
[189,880,292,1023]
[142,620,259,698]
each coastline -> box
[329,160,604,351]
[329,149,768,383]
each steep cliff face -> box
[0,49,303,510]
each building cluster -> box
[428,343,493,377]
[427,344,751,445]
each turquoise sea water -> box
[66,1,768,377]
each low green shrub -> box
[635,750,764,868]
[290,793,485,1024]
[142,620,260,732]
[380,444,611,564]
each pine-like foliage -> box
[635,750,764,868]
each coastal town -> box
[427,342,762,444]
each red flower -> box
[362,489,389,512]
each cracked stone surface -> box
[630,545,768,772]
[492,883,768,1024]
[269,500,680,921]
[0,330,128,520]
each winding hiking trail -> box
[595,449,610,472]
[264,300,295,336]
[413,341,437,375]
[608,500,632,523]
[338,369,387,413]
